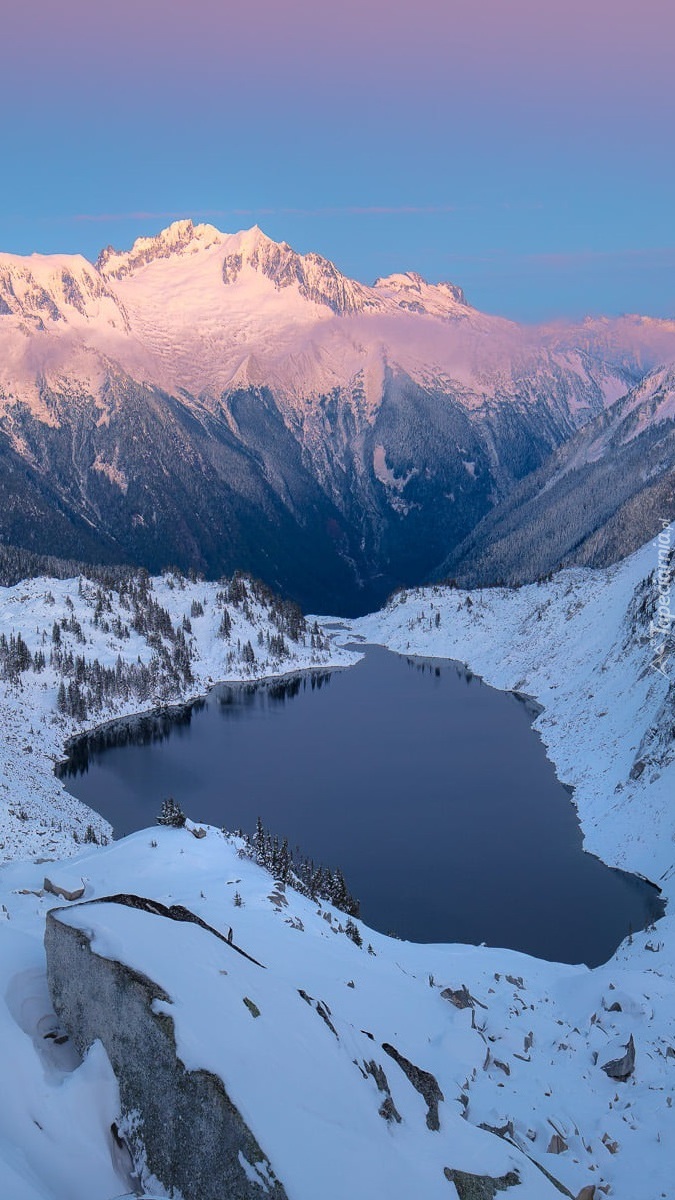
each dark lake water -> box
[59,644,664,966]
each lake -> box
[59,644,664,966]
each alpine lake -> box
[59,642,664,967]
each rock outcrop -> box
[44,901,287,1200]
[443,1165,520,1199]
[601,1034,636,1082]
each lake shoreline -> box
[60,642,665,966]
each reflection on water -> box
[59,675,333,773]
[60,702,204,776]
[60,647,664,966]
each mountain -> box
[436,364,675,587]
[2,220,675,611]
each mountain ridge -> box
[1,221,675,611]
[438,363,675,588]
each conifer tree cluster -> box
[1,561,333,726]
[241,816,360,918]
[0,631,38,683]
[156,797,187,827]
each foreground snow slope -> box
[0,532,674,1199]
[5,826,675,1200]
[5,825,672,1200]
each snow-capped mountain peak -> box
[0,251,128,331]
[219,226,375,316]
[97,218,225,279]
[373,270,469,317]
[96,220,472,320]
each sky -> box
[1,0,674,321]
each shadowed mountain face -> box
[1,221,674,611]
[437,366,675,590]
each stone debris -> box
[441,983,488,1010]
[546,1132,568,1155]
[443,1165,520,1198]
[43,877,85,902]
[601,1034,635,1082]
[382,1042,444,1131]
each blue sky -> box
[2,0,674,321]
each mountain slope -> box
[2,221,675,610]
[436,365,675,587]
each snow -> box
[0,535,675,1198]
[0,571,357,862]
[3,221,674,421]
[3,832,574,1200]
[349,529,675,893]
[371,443,418,513]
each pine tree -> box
[156,797,186,828]
[345,918,363,947]
[253,815,266,857]
[278,837,290,882]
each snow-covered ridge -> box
[97,219,470,320]
[0,253,129,331]
[97,219,226,279]
[3,218,675,415]
[0,568,358,862]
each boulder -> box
[601,1034,635,1082]
[44,905,287,1200]
[43,877,85,902]
[443,1165,520,1198]
[546,1132,568,1154]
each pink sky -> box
[2,0,674,319]
[6,0,673,111]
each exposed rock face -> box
[441,984,474,1009]
[44,906,288,1200]
[382,1041,444,1131]
[43,877,85,902]
[443,1165,520,1199]
[601,1034,636,1082]
[361,1059,402,1123]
